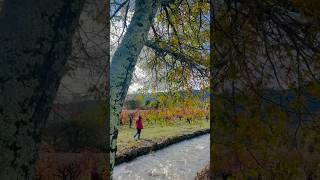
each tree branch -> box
[145,40,208,77]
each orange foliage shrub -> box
[120,108,208,125]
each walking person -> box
[133,115,143,139]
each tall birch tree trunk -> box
[109,0,160,177]
[0,0,83,179]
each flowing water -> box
[114,134,209,180]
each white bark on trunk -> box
[109,0,160,177]
[0,0,83,179]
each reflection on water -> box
[114,134,209,180]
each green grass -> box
[117,119,210,153]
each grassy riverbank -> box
[117,120,210,153]
[115,119,209,164]
[36,120,209,179]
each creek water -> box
[113,134,209,180]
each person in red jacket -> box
[134,115,143,139]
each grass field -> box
[117,119,210,153]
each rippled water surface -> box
[114,134,209,180]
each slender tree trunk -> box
[109,0,160,177]
[0,0,83,179]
